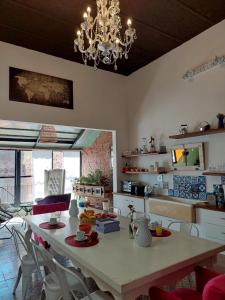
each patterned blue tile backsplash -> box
[169,175,207,200]
[221,176,225,185]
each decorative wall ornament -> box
[9,67,73,109]
[183,55,225,80]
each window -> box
[32,150,80,198]
[20,151,33,203]
[0,149,81,203]
[0,150,15,204]
[32,151,52,199]
[53,151,81,193]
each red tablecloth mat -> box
[65,235,99,248]
[39,222,66,230]
[95,213,117,219]
[150,228,171,237]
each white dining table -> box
[25,211,225,300]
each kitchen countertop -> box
[113,192,145,199]
[113,193,225,212]
[195,202,225,212]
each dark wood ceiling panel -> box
[11,0,96,25]
[119,0,212,41]
[1,1,74,41]
[0,0,224,75]
[177,0,225,23]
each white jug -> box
[69,199,79,217]
[135,217,152,247]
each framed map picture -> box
[9,67,73,109]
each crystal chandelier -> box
[74,0,137,71]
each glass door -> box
[0,150,15,204]
[20,151,33,203]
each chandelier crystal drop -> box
[74,0,137,71]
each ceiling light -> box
[74,0,137,71]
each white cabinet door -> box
[129,197,145,213]
[113,194,145,217]
[113,195,129,216]
[196,208,225,251]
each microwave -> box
[121,181,137,193]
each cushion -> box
[149,287,181,300]
[172,288,202,300]
[203,274,225,300]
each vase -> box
[217,115,225,128]
[135,216,152,247]
[69,199,79,217]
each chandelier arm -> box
[77,46,88,54]
[74,0,136,69]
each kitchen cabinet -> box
[196,208,225,254]
[196,208,225,239]
[113,193,145,216]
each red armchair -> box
[149,266,225,300]
[32,202,67,248]
[32,202,67,215]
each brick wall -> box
[81,131,113,208]
[81,131,113,184]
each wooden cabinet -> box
[113,194,145,216]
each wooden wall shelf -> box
[169,128,225,139]
[123,171,167,175]
[202,172,225,176]
[122,152,168,158]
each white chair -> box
[31,240,107,300]
[44,169,65,196]
[168,221,199,237]
[53,258,114,300]
[12,227,45,300]
[167,221,199,288]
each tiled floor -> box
[0,220,225,300]
[0,218,75,300]
[0,222,42,300]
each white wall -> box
[1,19,225,193]
[126,19,225,192]
[0,41,129,188]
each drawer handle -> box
[221,218,225,220]
[221,232,225,235]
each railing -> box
[0,186,14,204]
[0,184,33,204]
